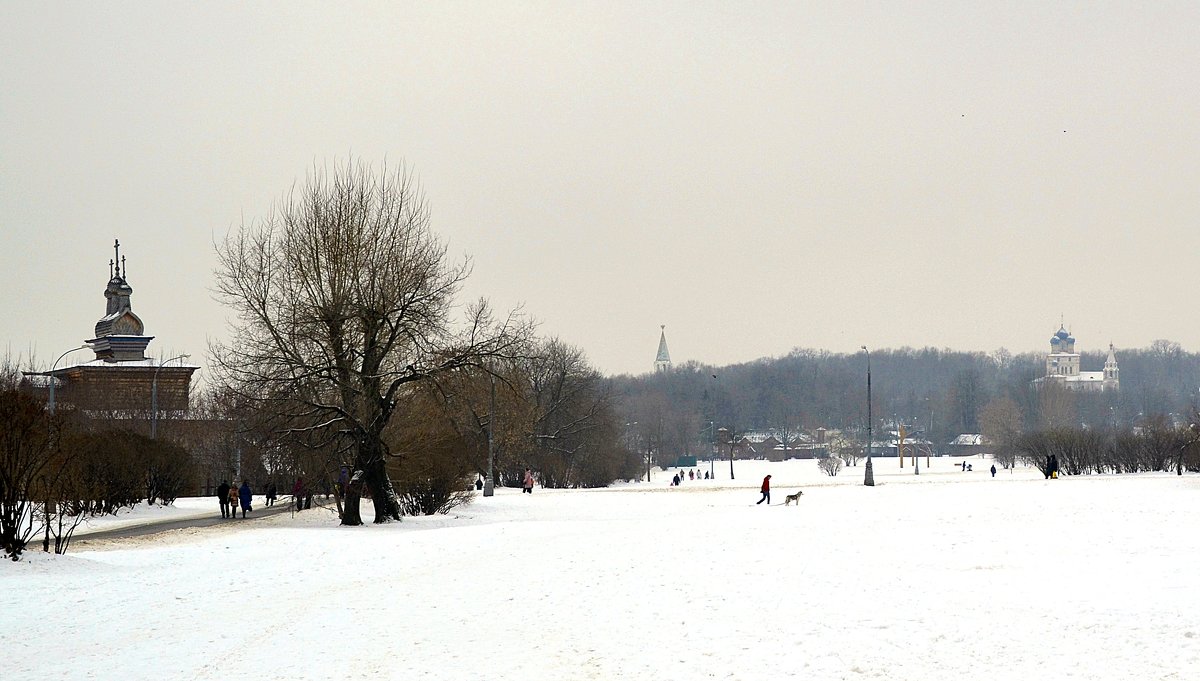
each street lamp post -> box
[151,354,190,439]
[708,420,715,479]
[48,345,91,414]
[727,429,736,480]
[861,346,875,487]
[484,369,496,496]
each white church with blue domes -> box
[1038,325,1119,392]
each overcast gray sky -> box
[3,2,1198,377]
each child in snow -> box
[523,468,535,494]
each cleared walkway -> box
[72,497,319,544]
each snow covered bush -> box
[817,456,842,477]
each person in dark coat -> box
[238,481,253,518]
[1046,454,1060,479]
[672,473,680,486]
[990,464,996,477]
[293,477,305,510]
[757,474,772,505]
[266,483,277,507]
[475,476,484,491]
[217,481,231,518]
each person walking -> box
[757,474,772,505]
[216,480,231,518]
[293,477,305,510]
[238,480,253,519]
[990,464,997,477]
[523,468,535,494]
[226,484,239,519]
[266,482,277,507]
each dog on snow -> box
[784,490,804,505]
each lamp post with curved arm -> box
[151,354,190,439]
[861,346,875,487]
[48,345,91,414]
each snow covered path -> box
[4,460,1199,680]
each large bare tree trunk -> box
[341,471,364,526]
[364,460,401,523]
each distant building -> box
[22,239,199,414]
[654,325,671,373]
[1034,326,1119,392]
[737,430,806,461]
[947,433,988,457]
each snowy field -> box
[4,457,1199,681]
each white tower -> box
[1103,343,1120,390]
[654,325,672,373]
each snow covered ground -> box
[4,457,1199,680]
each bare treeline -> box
[1013,419,1200,478]
[0,383,197,560]
[612,344,1200,460]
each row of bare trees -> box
[2,361,198,560]
[1010,420,1200,478]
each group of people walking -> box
[216,480,254,519]
[217,477,312,518]
[671,469,711,486]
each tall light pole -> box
[484,368,496,496]
[726,428,736,480]
[151,354,190,439]
[913,425,920,475]
[861,346,875,487]
[708,420,715,479]
[47,345,90,413]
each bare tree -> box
[212,159,528,525]
[817,456,842,477]
[979,396,1023,469]
[523,340,627,488]
[428,358,534,488]
[0,385,64,560]
[827,431,862,467]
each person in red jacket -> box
[756,474,772,505]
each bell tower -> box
[1103,343,1120,390]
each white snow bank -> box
[3,458,1198,681]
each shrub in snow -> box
[817,456,842,477]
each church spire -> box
[654,325,672,373]
[89,238,152,361]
